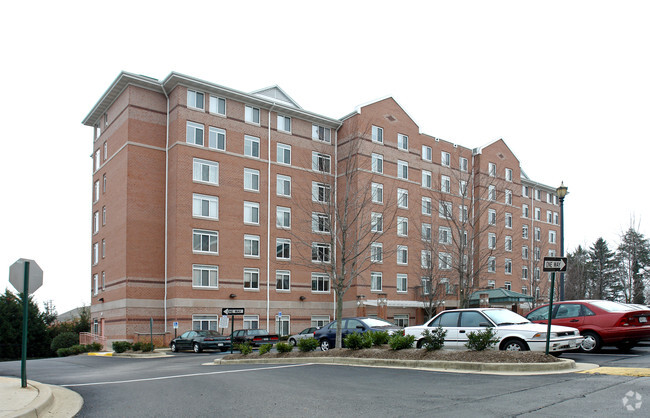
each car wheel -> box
[580,331,601,353]
[501,339,527,351]
[289,338,297,346]
[170,342,177,353]
[320,339,331,351]
[220,348,228,352]
[193,343,202,353]
[616,342,636,352]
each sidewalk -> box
[0,377,83,418]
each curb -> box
[12,380,54,418]
[213,357,577,374]
[111,352,168,358]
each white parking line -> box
[61,363,314,387]
[566,353,639,357]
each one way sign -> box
[543,257,567,272]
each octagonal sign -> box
[9,258,43,295]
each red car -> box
[526,300,650,352]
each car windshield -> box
[361,318,396,327]
[589,300,636,312]
[197,330,222,337]
[483,309,529,325]
[247,329,269,336]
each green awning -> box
[468,288,533,307]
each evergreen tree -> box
[617,227,650,304]
[0,289,52,359]
[565,246,589,299]
[587,238,617,300]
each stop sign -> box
[9,259,43,295]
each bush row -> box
[56,342,103,357]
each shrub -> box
[258,343,273,355]
[276,342,293,353]
[112,341,132,353]
[131,342,142,351]
[369,331,390,346]
[140,342,154,352]
[236,342,252,355]
[388,333,415,350]
[297,337,318,352]
[465,327,500,351]
[85,342,103,352]
[420,327,447,351]
[70,344,87,355]
[56,347,73,357]
[344,332,371,350]
[50,332,79,352]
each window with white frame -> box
[523,224,529,239]
[421,250,432,268]
[193,194,218,219]
[398,134,408,151]
[549,230,557,244]
[505,168,513,182]
[397,188,408,209]
[439,201,452,219]
[422,145,432,161]
[396,275,408,293]
[397,217,408,237]
[522,185,529,197]
[534,267,540,281]
[505,212,512,228]
[372,126,383,143]
[277,115,291,133]
[311,273,330,292]
[276,206,291,229]
[186,121,204,145]
[535,207,541,221]
[277,143,291,165]
[420,277,432,295]
[243,315,259,329]
[547,210,553,223]
[103,174,106,193]
[371,272,382,291]
[193,229,218,254]
[371,212,383,233]
[488,185,496,201]
[547,193,553,204]
[244,135,260,158]
[93,211,99,234]
[397,160,408,180]
[193,158,219,185]
[488,233,496,249]
[312,212,330,233]
[244,168,260,192]
[192,265,218,288]
[487,280,496,289]
[522,266,528,280]
[422,223,432,242]
[208,127,226,150]
[103,142,107,160]
[371,242,383,263]
[276,238,291,260]
[459,180,467,197]
[276,175,291,197]
[276,270,290,291]
[371,183,383,204]
[101,272,105,290]
[488,257,496,272]
[488,162,496,177]
[439,252,452,270]
[504,281,512,290]
[312,182,330,203]
[311,243,331,263]
[534,227,541,241]
[101,239,105,258]
[244,268,259,290]
[422,170,432,188]
[312,152,331,173]
[534,246,541,261]
[312,124,331,142]
[209,96,226,115]
[459,205,468,222]
[102,206,106,225]
[522,204,529,218]
[311,315,330,327]
[422,197,432,215]
[397,246,408,265]
[94,149,100,172]
[441,151,450,167]
[244,202,259,225]
[505,190,512,205]
[275,315,290,337]
[439,226,452,244]
[522,246,529,259]
[187,90,204,110]
[535,189,541,200]
[192,315,218,331]
[372,153,383,173]
[244,235,260,258]
[441,175,451,193]
[488,209,496,225]
[245,105,260,124]
[549,249,556,257]
[554,212,559,224]
[521,286,528,295]
[460,157,468,172]
[505,235,512,251]
[93,274,98,295]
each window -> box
[439,201,452,219]
[487,280,496,289]
[396,217,408,237]
[94,149,100,172]
[554,212,559,225]
[522,225,529,239]
[312,315,330,327]
[277,115,291,133]
[102,174,106,193]
[521,286,527,295]
[522,185,529,197]
[459,180,467,197]
[93,211,99,234]
[244,201,259,225]
[193,194,218,219]
[193,315,218,331]
[187,90,204,110]
[371,183,383,204]
[244,135,260,158]
[488,185,496,201]
[422,145,432,161]
[245,105,260,124]
[209,96,226,115]
[244,168,260,192]
[371,272,382,291]
[441,151,450,167]
[312,212,330,233]
[103,142,107,161]
[102,206,106,225]
[372,126,383,143]
[396,275,408,293]
[535,207,541,221]
[439,226,451,244]
[93,274,98,295]
[371,213,383,233]
[504,281,512,290]
[459,157,468,172]
[441,175,450,193]
[397,188,408,209]
[488,233,496,249]
[243,315,259,329]
[547,193,553,204]
[534,267,540,281]
[534,227,541,241]
[505,190,512,205]
[193,229,218,254]
[312,124,331,142]
[488,162,496,177]
[276,238,291,260]
[459,205,468,222]
[276,270,290,291]
[244,235,260,258]
[277,143,291,165]
[244,268,259,290]
[312,152,331,173]
[422,170,432,188]
[311,243,331,263]
[101,272,105,290]
[397,160,408,179]
[186,121,204,146]
[488,209,496,225]
[522,266,528,280]
[208,127,226,150]
[535,189,541,200]
[311,273,329,292]
[547,210,553,223]
[505,168,513,182]
[372,153,383,173]
[549,249,556,257]
[421,223,432,242]
[549,230,557,244]
[276,206,291,229]
[94,180,100,203]
[421,250,432,268]
[522,204,529,218]
[398,134,408,150]
[101,239,106,258]
[439,252,452,270]
[193,158,219,185]
[420,278,432,295]
[371,243,383,263]
[505,259,512,274]
[522,246,529,259]
[534,246,541,261]
[277,175,291,197]
[488,257,496,273]
[312,182,330,203]
[193,265,218,288]
[397,246,408,265]
[505,213,513,228]
[422,197,432,215]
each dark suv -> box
[313,317,401,351]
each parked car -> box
[230,329,279,347]
[405,308,582,353]
[170,330,231,353]
[526,300,650,352]
[288,327,319,346]
[314,317,402,351]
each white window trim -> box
[244,268,260,290]
[192,264,219,289]
[244,234,260,258]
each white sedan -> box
[405,308,583,353]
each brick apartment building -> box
[83,72,562,344]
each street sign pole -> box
[230,314,234,354]
[545,272,556,355]
[21,261,30,388]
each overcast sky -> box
[1,0,648,314]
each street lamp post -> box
[556,182,568,301]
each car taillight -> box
[616,314,637,327]
[204,338,214,341]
